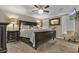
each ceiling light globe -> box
[38,9,43,14]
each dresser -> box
[7,31,19,42]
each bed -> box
[20,28,54,49]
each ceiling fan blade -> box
[32,10,36,12]
[34,5,39,8]
[45,5,49,9]
[44,10,49,13]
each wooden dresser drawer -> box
[7,31,19,42]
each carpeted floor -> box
[7,39,79,53]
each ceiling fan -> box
[32,5,50,14]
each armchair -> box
[63,31,79,42]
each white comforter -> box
[20,29,35,47]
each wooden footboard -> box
[20,31,55,49]
[35,31,52,49]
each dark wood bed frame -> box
[19,20,56,49]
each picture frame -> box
[49,18,60,26]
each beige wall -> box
[0,10,9,23]
[42,19,49,29]
[75,16,79,33]
[7,23,19,31]
[61,14,75,33]
[58,14,75,38]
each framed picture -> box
[49,18,60,26]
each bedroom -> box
[0,5,79,53]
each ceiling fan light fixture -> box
[38,9,43,14]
